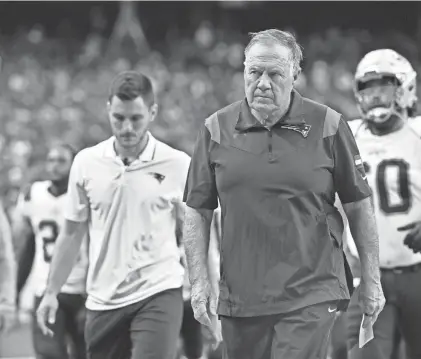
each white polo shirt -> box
[65,133,190,310]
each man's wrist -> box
[44,287,59,297]
[360,269,381,284]
[190,272,210,287]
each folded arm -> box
[12,210,35,295]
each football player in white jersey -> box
[345,49,421,359]
[13,144,88,359]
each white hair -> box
[244,29,303,76]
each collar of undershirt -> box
[235,89,307,132]
[103,132,157,162]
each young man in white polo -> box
[36,71,191,359]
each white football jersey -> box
[17,181,88,296]
[347,117,421,267]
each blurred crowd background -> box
[0,0,420,215]
[1,1,420,357]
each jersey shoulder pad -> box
[347,119,365,137]
[408,116,421,137]
[28,181,51,201]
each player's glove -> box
[398,221,421,254]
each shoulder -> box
[408,116,421,137]
[213,101,242,119]
[73,138,111,166]
[302,98,344,138]
[23,180,50,202]
[205,101,241,126]
[346,119,365,137]
[204,101,242,144]
[302,96,332,113]
[298,95,343,137]
[322,107,343,138]
[301,95,340,121]
[155,140,191,166]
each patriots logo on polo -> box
[280,123,312,138]
[354,155,367,180]
[149,172,165,183]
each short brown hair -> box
[108,71,155,107]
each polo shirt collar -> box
[103,132,156,162]
[235,89,306,132]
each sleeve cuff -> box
[185,198,218,211]
[339,189,372,204]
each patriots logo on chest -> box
[148,172,166,183]
[279,124,311,138]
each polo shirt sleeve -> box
[333,117,372,204]
[64,152,90,222]
[183,124,218,210]
[178,153,191,198]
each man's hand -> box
[0,304,17,333]
[398,222,421,253]
[358,278,385,328]
[36,292,58,337]
[191,278,222,349]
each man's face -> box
[244,43,296,119]
[357,77,397,115]
[46,147,73,182]
[108,95,157,149]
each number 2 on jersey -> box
[39,220,59,263]
[365,159,411,214]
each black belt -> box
[381,262,421,274]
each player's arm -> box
[182,120,219,286]
[177,151,219,287]
[208,210,221,293]
[179,203,220,290]
[184,207,214,285]
[332,117,380,284]
[11,189,36,294]
[45,151,90,297]
[342,198,379,282]
[174,199,185,247]
[44,219,87,296]
[0,201,17,310]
